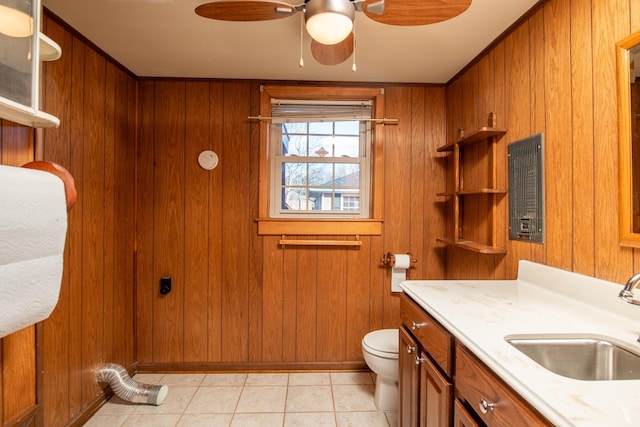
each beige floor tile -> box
[285,385,334,412]
[184,386,243,414]
[245,373,289,386]
[85,370,392,427]
[288,372,331,386]
[332,384,377,411]
[121,414,181,426]
[230,413,284,427]
[235,385,287,413]
[84,414,129,427]
[335,411,390,427]
[94,397,138,415]
[160,373,206,387]
[385,410,398,427]
[201,373,247,387]
[176,413,233,427]
[134,386,198,415]
[284,412,336,427]
[330,372,374,385]
[133,373,166,384]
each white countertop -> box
[399,260,640,427]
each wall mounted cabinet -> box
[0,0,61,127]
[436,121,507,254]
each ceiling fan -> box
[195,0,472,68]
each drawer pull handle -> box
[478,399,495,414]
[415,356,426,365]
[411,321,426,330]
[407,345,416,354]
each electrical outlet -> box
[160,277,172,295]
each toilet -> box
[361,328,399,411]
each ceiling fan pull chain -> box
[352,19,357,72]
[299,9,305,68]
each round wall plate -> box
[198,150,219,170]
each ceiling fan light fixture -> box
[305,0,354,45]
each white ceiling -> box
[41,0,539,84]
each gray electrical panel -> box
[508,133,544,243]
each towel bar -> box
[279,235,362,247]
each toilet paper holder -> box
[380,252,417,268]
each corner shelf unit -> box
[436,125,507,254]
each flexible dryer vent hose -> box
[95,363,168,406]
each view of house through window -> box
[269,101,372,218]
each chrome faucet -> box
[619,272,640,305]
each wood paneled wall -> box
[135,82,447,368]
[5,0,639,423]
[0,13,137,427]
[444,0,640,284]
[39,14,138,426]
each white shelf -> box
[40,33,62,61]
[0,97,60,128]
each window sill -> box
[257,218,382,236]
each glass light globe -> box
[306,11,353,45]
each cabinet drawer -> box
[455,345,552,427]
[400,294,453,376]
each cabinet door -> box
[399,326,420,427]
[420,351,452,427]
[453,400,481,427]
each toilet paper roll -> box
[391,254,411,292]
[0,165,68,338]
[392,254,411,269]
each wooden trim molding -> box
[617,30,640,247]
[257,218,382,235]
[136,361,369,373]
[4,405,38,427]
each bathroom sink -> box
[505,335,640,380]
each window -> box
[257,86,385,236]
[269,101,372,219]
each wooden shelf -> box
[436,117,507,255]
[437,127,507,152]
[437,191,455,197]
[436,238,507,254]
[457,188,507,195]
[438,188,506,197]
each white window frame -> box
[268,100,372,219]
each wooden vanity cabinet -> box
[455,345,552,427]
[399,294,552,427]
[399,294,454,427]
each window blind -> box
[271,101,372,122]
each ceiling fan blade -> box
[311,33,354,66]
[195,0,297,22]
[363,0,471,26]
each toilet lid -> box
[362,329,399,359]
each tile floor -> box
[85,371,398,427]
